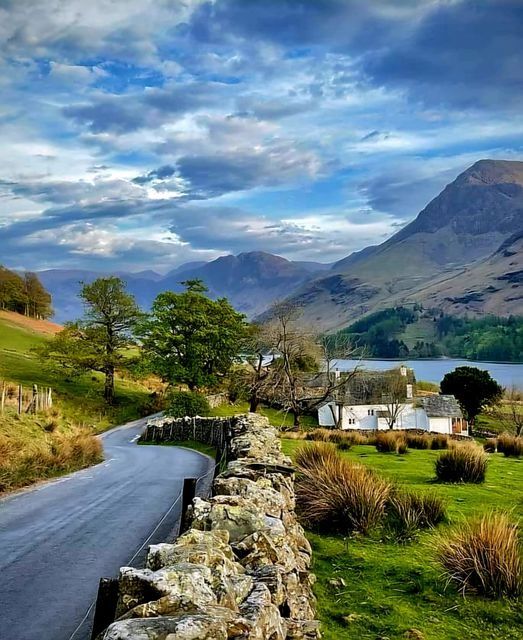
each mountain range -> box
[36,159,523,327]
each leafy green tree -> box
[24,272,52,319]
[140,280,247,390]
[440,366,503,426]
[38,277,141,403]
[0,266,26,313]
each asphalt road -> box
[0,416,214,640]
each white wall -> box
[318,402,465,434]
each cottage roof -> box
[418,395,463,418]
[302,367,415,405]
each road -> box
[0,416,214,640]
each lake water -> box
[332,359,523,387]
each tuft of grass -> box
[435,443,488,484]
[430,434,449,450]
[376,431,408,454]
[497,434,523,458]
[386,489,446,542]
[483,438,497,453]
[437,512,522,599]
[406,433,431,450]
[0,411,103,493]
[295,443,391,535]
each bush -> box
[437,512,522,598]
[430,434,449,450]
[497,434,523,458]
[406,433,430,449]
[483,438,497,453]
[295,443,391,534]
[376,431,408,454]
[165,390,210,418]
[386,490,446,542]
[435,443,488,483]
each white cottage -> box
[318,395,467,435]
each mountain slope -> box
[37,253,330,321]
[287,159,523,329]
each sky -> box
[1,0,522,273]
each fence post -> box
[32,384,38,413]
[180,478,197,534]
[90,577,119,640]
[0,382,5,414]
[18,385,23,414]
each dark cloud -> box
[133,165,176,185]
[364,0,523,110]
[176,145,319,198]
[63,82,232,133]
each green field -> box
[211,400,319,429]
[282,439,523,640]
[0,314,151,431]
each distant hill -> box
[283,159,523,329]
[37,253,330,322]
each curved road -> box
[0,416,214,640]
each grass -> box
[282,439,523,639]
[210,400,319,429]
[0,410,103,493]
[0,313,152,432]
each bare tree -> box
[258,303,359,428]
[382,372,408,429]
[491,386,523,436]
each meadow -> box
[282,439,523,640]
[0,311,151,492]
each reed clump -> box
[437,512,522,598]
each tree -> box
[440,366,503,426]
[491,386,523,436]
[140,280,247,390]
[38,277,140,403]
[256,303,358,427]
[23,272,52,319]
[383,371,408,429]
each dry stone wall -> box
[100,413,320,640]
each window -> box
[367,409,375,416]
[347,418,356,425]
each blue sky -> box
[1,0,522,272]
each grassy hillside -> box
[0,310,154,493]
[282,439,523,640]
[0,311,152,431]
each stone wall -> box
[141,416,232,455]
[100,413,320,640]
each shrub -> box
[437,512,522,598]
[386,490,446,541]
[337,441,352,451]
[435,443,488,483]
[430,434,449,450]
[483,438,497,453]
[406,433,430,450]
[497,434,523,458]
[376,431,408,454]
[165,390,210,418]
[295,443,391,534]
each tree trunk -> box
[292,409,300,428]
[104,366,115,404]
[249,393,260,413]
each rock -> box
[328,577,346,588]
[239,582,286,640]
[190,496,266,543]
[101,614,230,640]
[213,476,287,518]
[285,619,322,639]
[115,564,216,618]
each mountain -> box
[37,253,330,322]
[283,159,523,329]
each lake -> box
[332,359,523,387]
